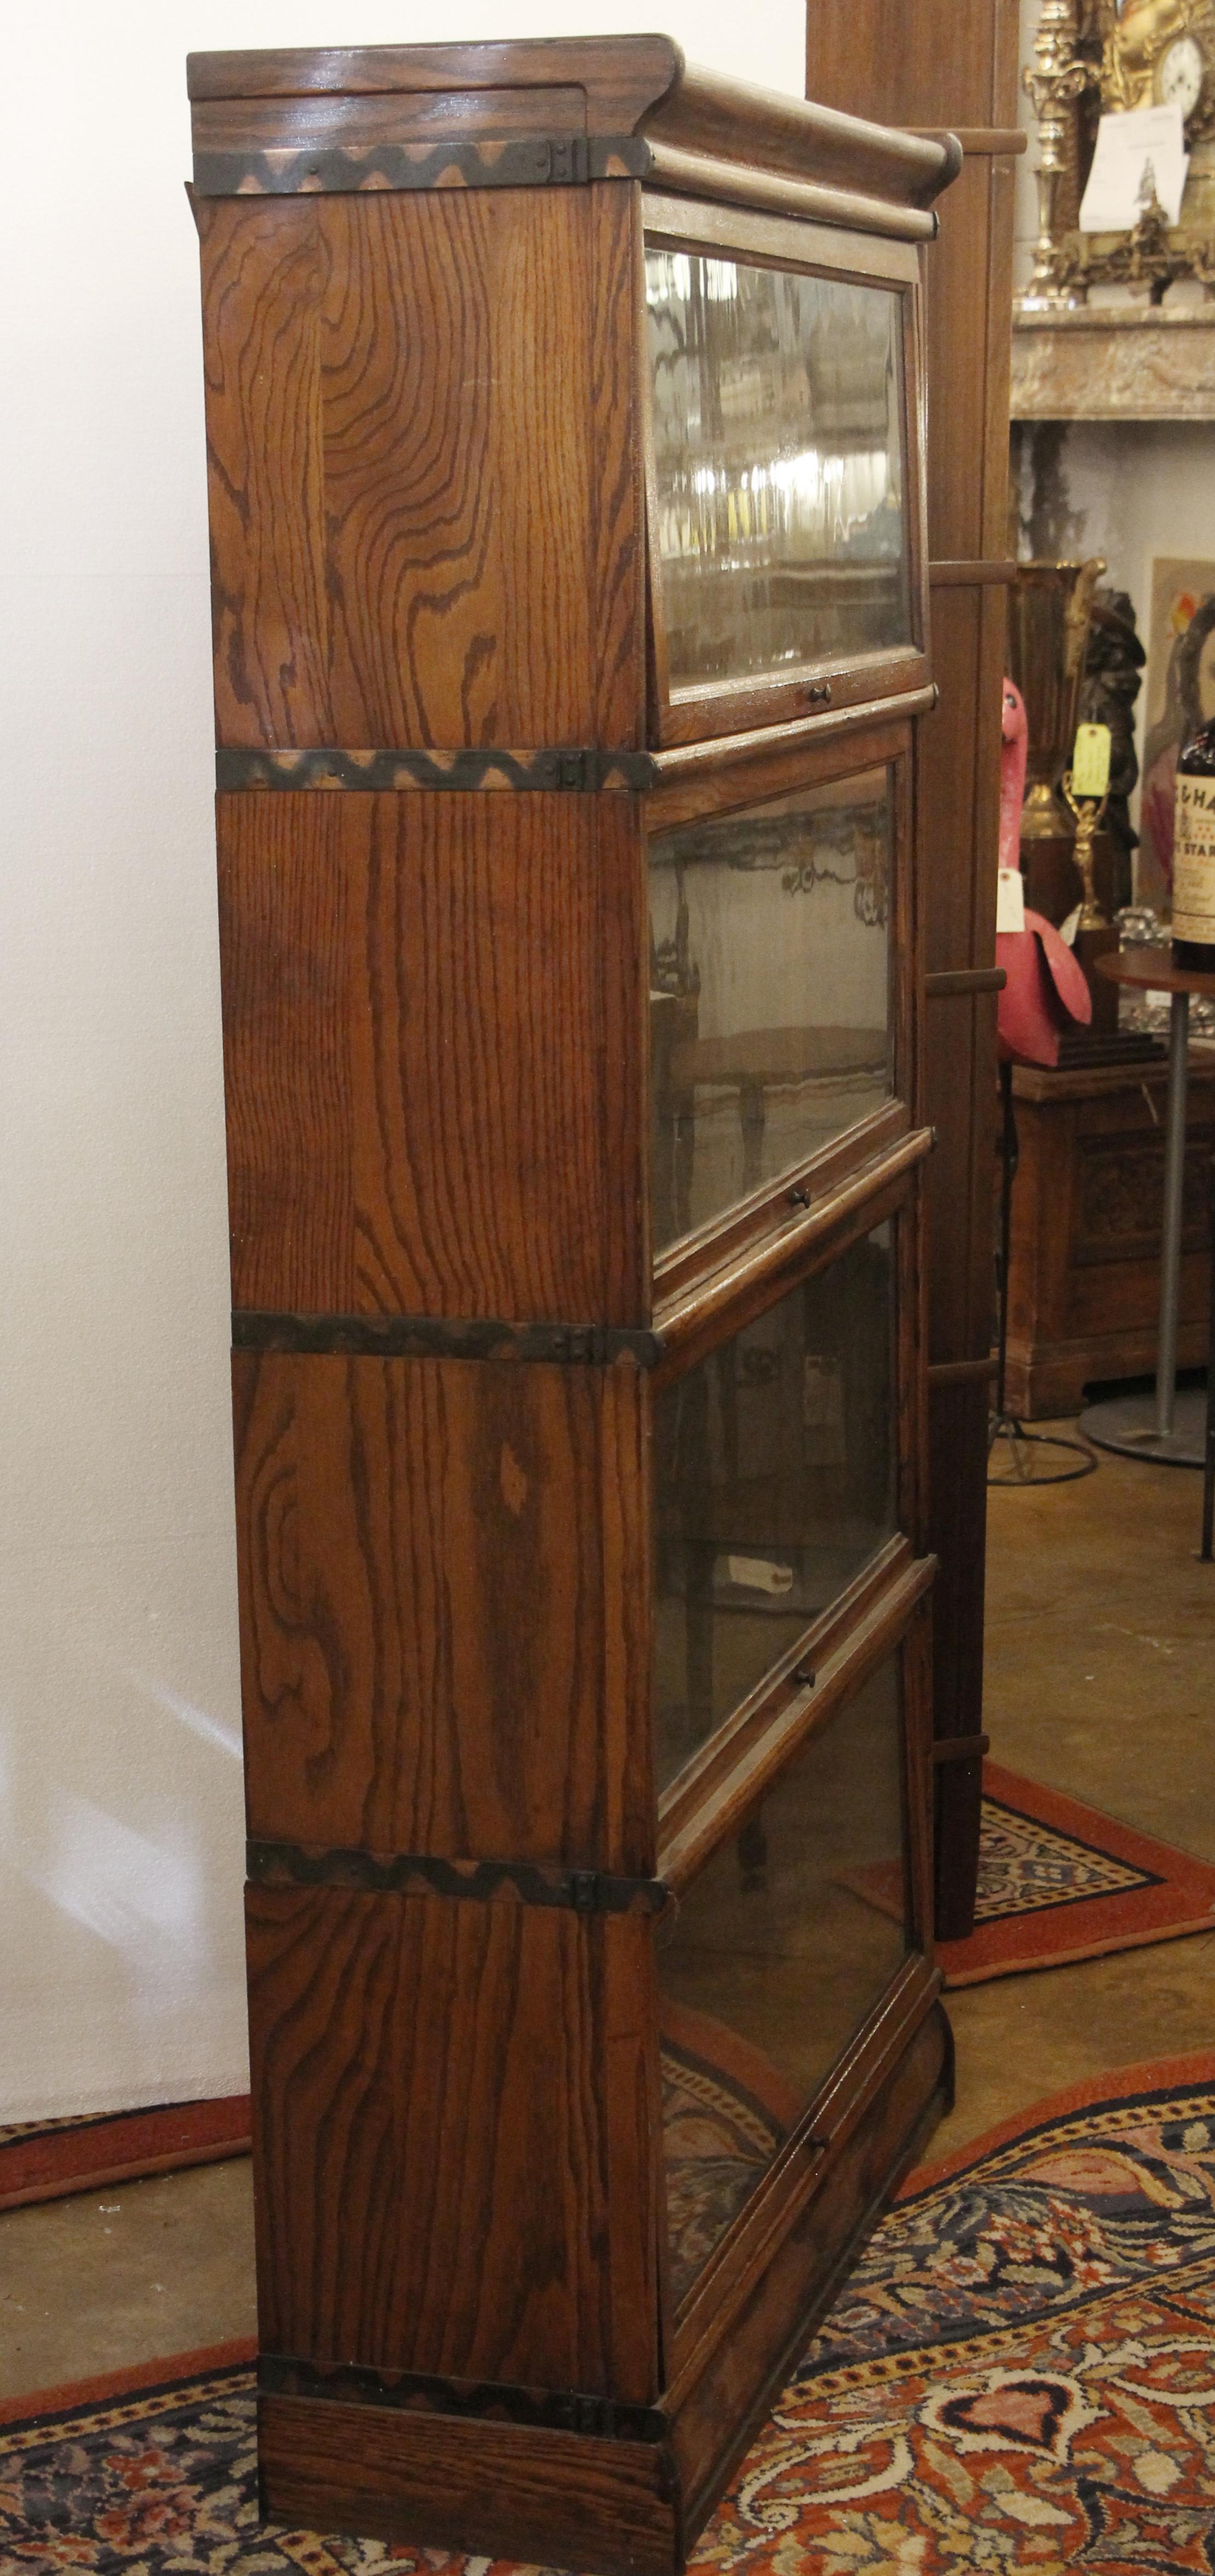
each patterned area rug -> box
[938,1764,1215,1986]
[8,2053,1215,2570]
[0,2098,251,2211]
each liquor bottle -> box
[1172,716,1215,969]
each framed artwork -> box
[1139,557,1215,904]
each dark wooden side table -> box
[1080,952,1215,1465]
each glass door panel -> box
[652,1225,896,1790]
[649,767,894,1255]
[660,1655,908,2304]
[645,249,911,696]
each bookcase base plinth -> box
[257,1989,951,2575]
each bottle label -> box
[1173,773,1215,943]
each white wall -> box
[0,3,804,2123]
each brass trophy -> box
[1009,560,1125,1047]
[1059,770,1110,925]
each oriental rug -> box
[937,1763,1215,1987]
[0,2097,252,2212]
[8,2052,1215,2571]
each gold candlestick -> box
[1020,0,1092,310]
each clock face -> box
[1157,32,1205,116]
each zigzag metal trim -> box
[193,134,653,197]
[247,1840,671,1916]
[215,745,659,794]
[257,2354,667,2443]
[232,1310,663,1367]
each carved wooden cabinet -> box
[187,37,958,2570]
[1004,1056,1215,1416]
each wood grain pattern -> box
[188,38,957,210]
[246,1885,661,2401]
[187,36,683,135]
[217,792,649,1325]
[197,195,331,748]
[257,2391,680,2574]
[234,1352,652,1871]
[199,188,641,751]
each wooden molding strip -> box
[653,1127,933,1381]
[232,1312,661,1367]
[929,560,1016,587]
[258,2354,666,2443]
[247,1842,670,1916]
[216,745,658,794]
[642,141,940,239]
[659,1553,936,1894]
[649,686,934,780]
[932,1732,991,1765]
[909,125,1026,157]
[928,1354,998,1386]
[925,967,1006,998]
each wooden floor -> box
[2,1417,1212,2401]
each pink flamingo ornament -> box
[996,675,1091,1067]
[1000,675,1029,869]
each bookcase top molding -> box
[187,33,961,228]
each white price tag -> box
[725,1556,794,1597]
[997,867,1026,933]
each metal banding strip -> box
[258,2354,667,2442]
[194,134,653,197]
[232,1310,664,1367]
[216,745,659,793]
[248,1841,670,1915]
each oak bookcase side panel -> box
[234,1351,653,1873]
[200,187,631,750]
[246,1883,663,2404]
[257,2393,680,2576]
[218,792,650,1327]
[197,194,334,750]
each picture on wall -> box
[1139,557,1215,907]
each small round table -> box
[1079,949,1215,1467]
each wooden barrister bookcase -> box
[187,38,959,2571]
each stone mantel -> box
[1011,307,1215,421]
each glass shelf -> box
[659,1652,908,2306]
[652,1225,897,1793]
[649,765,894,1257]
[645,247,911,699]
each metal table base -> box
[1080,1384,1207,1468]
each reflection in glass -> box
[645,249,911,693]
[652,1229,896,1790]
[660,1657,907,2302]
[650,769,892,1254]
